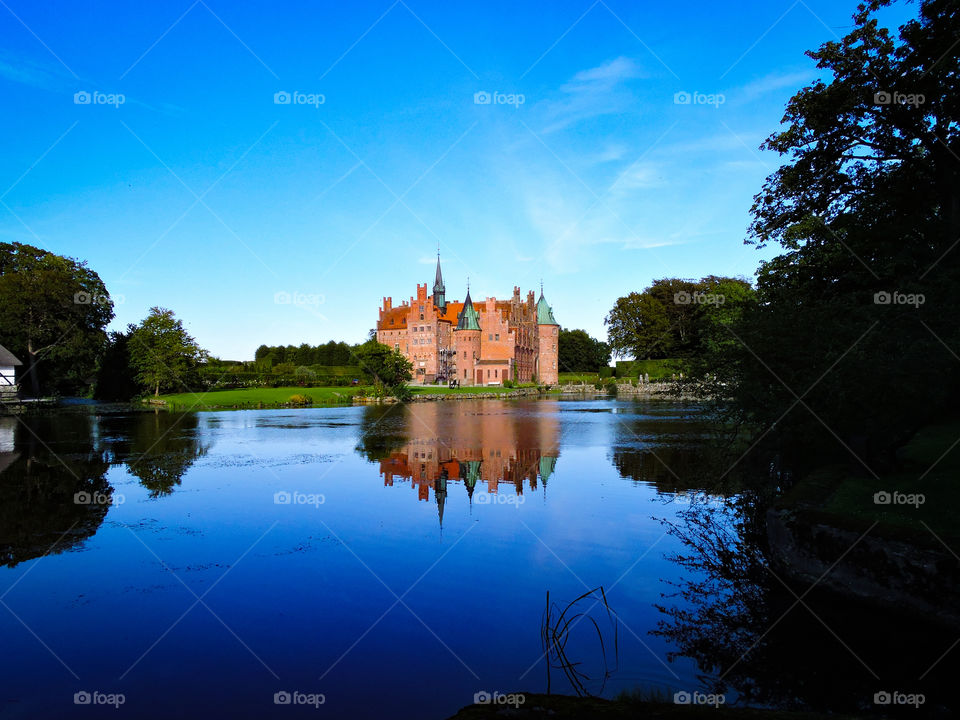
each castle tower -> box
[432,254,446,314]
[453,284,481,386]
[536,288,559,385]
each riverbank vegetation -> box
[607,0,959,484]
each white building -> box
[0,344,21,398]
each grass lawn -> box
[155,386,369,410]
[154,383,548,409]
[781,420,960,542]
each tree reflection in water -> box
[117,411,208,497]
[0,415,111,568]
[653,494,959,714]
[0,410,209,567]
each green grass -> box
[155,386,369,410]
[781,421,960,542]
[153,382,548,409]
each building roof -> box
[456,289,481,331]
[536,291,557,325]
[0,345,22,366]
[433,254,445,293]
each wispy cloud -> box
[537,56,646,134]
[729,68,817,104]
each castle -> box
[376,256,559,385]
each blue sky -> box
[0,0,914,360]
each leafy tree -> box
[93,330,141,401]
[0,242,113,396]
[354,340,412,395]
[606,277,753,361]
[128,308,207,396]
[726,0,960,470]
[558,329,611,372]
[605,291,673,359]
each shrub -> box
[288,394,313,405]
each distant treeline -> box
[254,341,361,368]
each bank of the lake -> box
[150,381,695,410]
[151,384,551,410]
[767,420,960,626]
[446,695,855,719]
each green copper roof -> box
[536,292,557,325]
[539,456,557,484]
[456,288,481,331]
[433,254,445,293]
[460,460,481,488]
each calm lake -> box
[0,399,954,718]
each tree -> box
[128,308,207,396]
[605,277,753,361]
[0,243,114,396]
[354,340,412,394]
[605,291,673,359]
[558,329,611,372]
[93,330,141,401]
[727,0,960,470]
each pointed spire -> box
[433,252,446,312]
[433,253,444,292]
[536,285,558,325]
[456,282,481,331]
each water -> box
[0,400,954,718]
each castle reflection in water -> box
[370,402,560,525]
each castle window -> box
[495,334,499,341]
[420,314,424,320]
[463,369,467,378]
[463,351,466,358]
[394,344,399,351]
[488,334,493,341]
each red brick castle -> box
[376,256,559,385]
